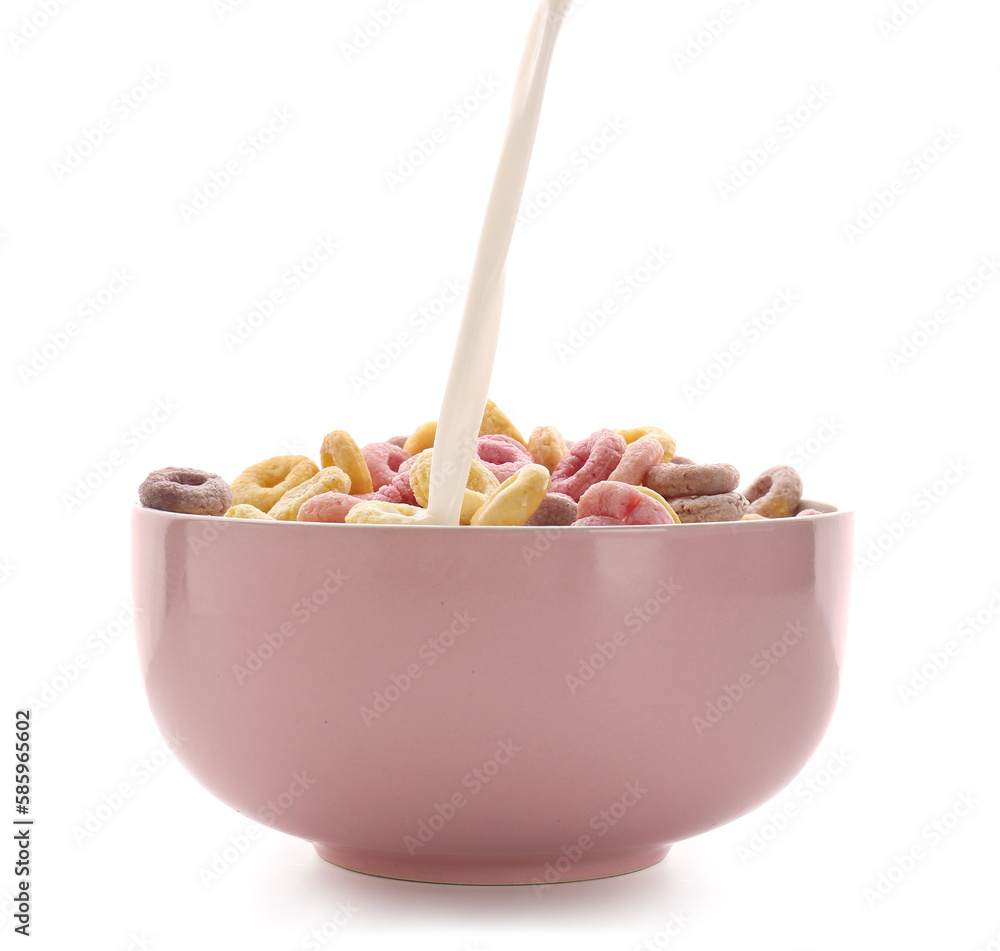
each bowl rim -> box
[132,499,852,531]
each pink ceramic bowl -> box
[132,501,852,885]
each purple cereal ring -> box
[573,516,626,527]
[607,436,664,485]
[666,492,749,523]
[362,442,412,491]
[670,455,695,466]
[524,492,578,526]
[476,433,533,482]
[386,435,409,448]
[578,481,674,526]
[139,467,232,516]
[744,465,804,518]
[550,429,627,502]
[645,462,739,497]
[298,492,363,523]
[797,508,822,517]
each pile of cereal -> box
[137,399,818,526]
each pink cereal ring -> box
[524,492,578,526]
[297,492,364,523]
[578,481,675,526]
[362,442,412,491]
[375,456,418,506]
[574,516,626,527]
[797,508,822,517]
[607,436,664,485]
[475,433,533,482]
[550,429,627,502]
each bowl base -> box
[312,843,671,885]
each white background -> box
[3,0,1000,947]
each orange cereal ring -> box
[230,455,319,513]
[744,465,803,518]
[404,400,527,456]
[269,467,352,520]
[480,398,527,446]
[403,421,438,455]
[319,430,372,495]
[528,425,567,472]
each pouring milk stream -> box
[421,0,568,525]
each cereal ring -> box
[362,442,412,491]
[666,492,749,523]
[298,492,365,523]
[616,426,676,462]
[740,513,768,521]
[476,434,533,482]
[374,457,419,506]
[578,481,675,526]
[409,449,499,525]
[480,398,527,446]
[403,421,437,455]
[797,509,822,517]
[645,462,739,498]
[525,492,578,526]
[527,425,567,473]
[139,467,232,516]
[404,400,529,457]
[224,504,273,519]
[269,467,352,521]
[744,466,803,518]
[386,435,409,448]
[608,436,665,485]
[574,516,626,527]
[231,456,319,513]
[320,431,373,495]
[635,486,681,523]
[346,501,432,525]
[550,429,627,501]
[471,464,550,526]
[671,455,695,466]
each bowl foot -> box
[312,842,671,885]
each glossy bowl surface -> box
[132,502,853,884]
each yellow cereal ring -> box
[269,467,352,521]
[346,501,431,524]
[403,399,528,457]
[320,430,373,494]
[231,455,319,513]
[740,513,768,521]
[616,427,677,463]
[472,464,551,526]
[224,504,274,519]
[408,449,499,525]
[403,421,437,455]
[480,399,527,447]
[528,425,567,473]
[636,486,681,523]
